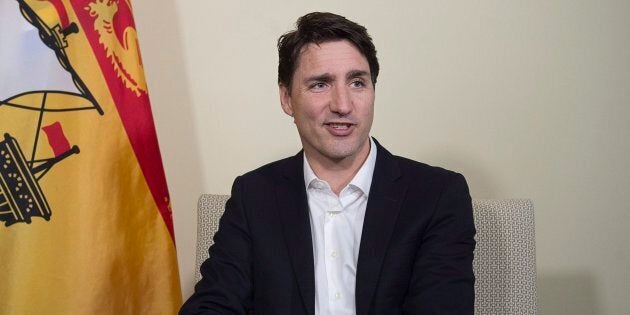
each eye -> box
[350,80,366,88]
[309,81,328,91]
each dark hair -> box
[277,12,379,89]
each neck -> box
[305,139,371,195]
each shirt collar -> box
[303,137,377,196]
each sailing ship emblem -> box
[0,0,103,227]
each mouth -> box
[324,122,355,136]
[326,122,353,130]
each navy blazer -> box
[181,140,476,314]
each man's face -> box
[279,40,375,165]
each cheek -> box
[358,96,375,118]
[354,89,374,105]
[294,101,325,123]
[293,110,319,130]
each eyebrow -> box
[304,73,334,84]
[346,70,370,80]
[303,70,371,85]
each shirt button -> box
[334,292,341,300]
[331,251,337,258]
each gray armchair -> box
[195,195,537,314]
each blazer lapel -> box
[275,152,315,315]
[355,141,408,315]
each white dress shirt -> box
[303,138,377,315]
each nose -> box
[329,85,352,116]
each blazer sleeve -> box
[180,176,253,315]
[402,173,476,314]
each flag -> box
[0,0,182,313]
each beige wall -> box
[133,1,630,314]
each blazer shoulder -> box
[373,139,465,186]
[392,154,465,184]
[236,153,301,184]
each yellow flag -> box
[0,0,182,313]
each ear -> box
[279,84,293,117]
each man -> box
[181,12,475,315]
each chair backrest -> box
[472,199,537,315]
[196,195,537,314]
[195,194,230,282]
